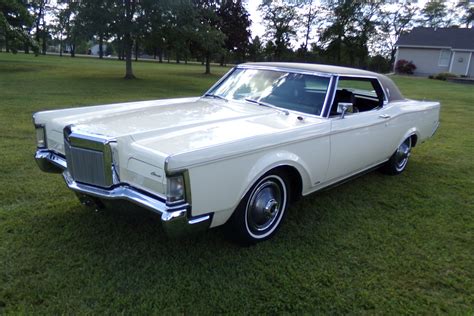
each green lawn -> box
[0,53,473,314]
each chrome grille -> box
[65,140,110,187]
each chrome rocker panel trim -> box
[35,149,211,237]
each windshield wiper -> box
[203,93,228,101]
[245,98,289,115]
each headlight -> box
[35,125,46,148]
[166,175,185,203]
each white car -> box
[33,63,440,244]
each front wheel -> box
[381,137,412,175]
[225,172,290,245]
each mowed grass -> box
[0,53,473,314]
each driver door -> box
[325,76,396,182]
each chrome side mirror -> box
[338,102,354,119]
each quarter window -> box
[438,50,451,67]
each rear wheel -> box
[225,172,289,245]
[381,137,412,175]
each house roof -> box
[396,27,474,50]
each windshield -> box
[209,68,331,116]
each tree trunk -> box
[42,30,47,55]
[41,13,47,55]
[124,32,135,79]
[4,32,8,52]
[99,35,104,58]
[24,43,29,54]
[59,39,62,57]
[35,5,43,44]
[336,36,341,64]
[303,4,313,57]
[220,54,224,67]
[116,36,120,59]
[135,39,138,61]
[390,48,396,69]
[123,0,136,79]
[205,53,211,74]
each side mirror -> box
[338,102,354,119]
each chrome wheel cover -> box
[395,138,412,171]
[245,175,287,238]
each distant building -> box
[395,27,474,77]
[90,44,108,56]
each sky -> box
[242,0,460,47]
[244,0,266,39]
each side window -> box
[330,77,385,116]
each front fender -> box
[240,150,312,202]
[207,150,312,228]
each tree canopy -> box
[1,0,472,77]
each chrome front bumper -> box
[35,149,211,237]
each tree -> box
[378,3,418,65]
[259,0,298,61]
[139,0,167,62]
[192,0,225,74]
[122,0,137,79]
[76,0,113,59]
[248,36,263,62]
[218,0,251,64]
[51,1,74,57]
[29,0,53,54]
[299,0,325,55]
[0,0,37,53]
[457,0,474,28]
[320,0,380,67]
[320,1,361,65]
[420,1,449,28]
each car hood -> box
[69,98,272,138]
[45,97,325,171]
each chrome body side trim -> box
[35,149,211,237]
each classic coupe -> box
[33,63,440,244]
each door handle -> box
[379,114,391,119]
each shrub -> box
[433,72,458,81]
[395,59,417,74]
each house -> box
[395,27,474,77]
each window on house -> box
[439,50,451,67]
